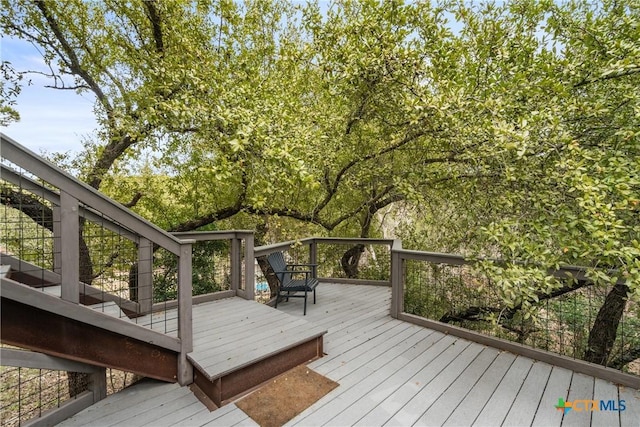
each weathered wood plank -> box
[315,321,416,376]
[138,401,204,426]
[312,317,400,369]
[530,365,573,427]
[129,392,202,426]
[172,402,240,426]
[442,351,517,426]
[619,385,640,427]
[293,328,450,426]
[58,380,178,426]
[320,329,441,426]
[384,343,485,426]
[324,324,425,380]
[201,408,257,426]
[501,361,554,427]
[591,378,622,427]
[472,355,535,426]
[412,347,501,427]
[347,335,464,426]
[100,387,196,426]
[561,372,595,427]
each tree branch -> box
[143,0,165,54]
[1,186,54,232]
[574,67,640,88]
[34,1,113,115]
[439,279,593,323]
[609,346,640,370]
[122,192,144,208]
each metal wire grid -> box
[402,259,639,376]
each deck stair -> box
[135,297,327,407]
[2,267,327,410]
[1,134,328,423]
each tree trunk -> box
[584,283,629,366]
[257,256,280,299]
[341,244,365,278]
[253,218,280,299]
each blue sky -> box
[2,36,97,155]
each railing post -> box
[231,237,241,294]
[137,237,153,315]
[52,206,62,275]
[309,239,318,278]
[243,233,255,300]
[89,368,107,402]
[177,240,193,385]
[390,240,403,318]
[60,191,79,303]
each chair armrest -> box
[286,263,318,267]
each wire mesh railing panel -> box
[79,213,139,318]
[0,345,140,427]
[1,163,60,290]
[191,240,231,296]
[315,242,390,281]
[401,256,640,376]
[0,365,74,427]
[1,155,181,335]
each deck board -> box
[562,373,595,427]
[59,283,638,426]
[384,342,485,426]
[501,361,554,426]
[591,378,623,427]
[472,356,535,426]
[619,386,640,426]
[412,347,501,426]
[186,297,326,380]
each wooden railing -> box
[390,240,640,389]
[1,133,193,384]
[255,236,638,388]
[254,237,394,287]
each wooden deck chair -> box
[267,251,319,315]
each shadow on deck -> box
[61,283,640,426]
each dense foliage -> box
[2,0,638,369]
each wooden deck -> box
[133,297,326,382]
[61,283,640,426]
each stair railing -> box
[1,133,194,384]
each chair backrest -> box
[267,252,291,285]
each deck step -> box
[89,301,129,320]
[185,297,326,407]
[0,265,10,279]
[29,285,131,320]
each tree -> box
[3,0,638,372]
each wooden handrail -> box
[1,133,183,255]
